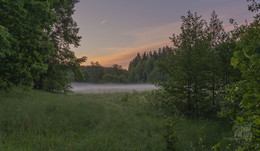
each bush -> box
[164,118,177,151]
[145,89,221,118]
[145,90,177,116]
[219,21,260,150]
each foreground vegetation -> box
[0,89,164,150]
[155,1,259,150]
[0,0,258,150]
[0,89,231,151]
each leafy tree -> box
[206,11,241,108]
[157,11,241,118]
[219,21,260,151]
[0,26,17,89]
[158,11,213,117]
[0,0,55,89]
[207,11,225,106]
[0,0,86,92]
[215,1,260,149]
[34,0,87,92]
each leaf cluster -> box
[0,0,86,93]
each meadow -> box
[0,88,231,151]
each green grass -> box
[174,118,232,151]
[0,89,232,150]
[0,89,165,151]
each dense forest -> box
[0,0,259,150]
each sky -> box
[72,0,255,69]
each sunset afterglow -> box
[72,0,255,68]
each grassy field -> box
[0,89,231,151]
[0,89,165,151]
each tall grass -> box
[174,118,232,150]
[0,89,232,150]
[0,89,165,151]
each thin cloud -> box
[89,40,172,69]
[124,21,181,46]
[100,20,106,25]
[81,21,181,68]
[202,0,233,2]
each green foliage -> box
[79,63,128,83]
[0,0,55,89]
[145,90,233,151]
[164,118,177,151]
[173,118,232,151]
[145,90,180,117]
[128,47,170,83]
[102,74,128,83]
[0,26,17,89]
[159,11,208,118]
[34,0,87,92]
[219,21,260,150]
[156,11,240,118]
[102,64,128,83]
[41,64,72,93]
[0,0,86,92]
[121,93,130,102]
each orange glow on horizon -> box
[82,40,172,69]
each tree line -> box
[128,47,171,83]
[0,0,86,93]
[77,62,128,83]
[77,47,172,83]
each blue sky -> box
[72,0,255,68]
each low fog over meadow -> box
[72,83,158,94]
